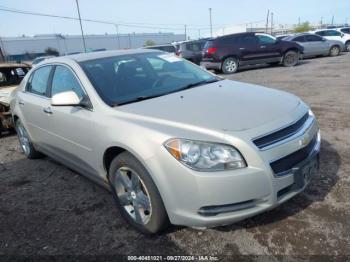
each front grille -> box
[253,113,309,149]
[270,134,317,175]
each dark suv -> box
[176,38,210,65]
[201,32,304,74]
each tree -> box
[293,22,312,33]
[45,47,59,56]
[144,40,156,47]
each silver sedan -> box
[283,33,345,58]
[11,50,320,234]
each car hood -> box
[0,85,18,105]
[116,80,300,132]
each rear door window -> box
[341,28,350,34]
[26,66,52,96]
[324,30,341,36]
[293,36,306,42]
[256,34,276,44]
[305,35,323,42]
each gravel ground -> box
[0,53,349,259]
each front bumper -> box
[146,114,320,227]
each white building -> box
[0,32,185,61]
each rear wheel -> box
[222,57,239,74]
[108,152,169,234]
[282,50,299,67]
[346,41,350,52]
[329,45,340,56]
[15,119,44,159]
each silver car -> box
[284,33,345,57]
[10,50,320,234]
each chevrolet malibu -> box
[10,50,320,234]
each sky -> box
[0,0,349,38]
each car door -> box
[17,65,54,147]
[292,35,308,55]
[304,34,329,55]
[235,35,260,63]
[254,34,281,62]
[42,64,100,177]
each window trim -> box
[48,63,93,110]
[25,65,54,98]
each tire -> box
[15,119,44,159]
[282,50,299,67]
[222,57,239,74]
[108,151,169,234]
[346,41,350,52]
[329,45,340,57]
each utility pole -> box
[198,29,201,39]
[298,17,300,25]
[209,8,213,37]
[265,9,270,33]
[184,24,187,40]
[115,24,120,49]
[331,15,334,26]
[320,16,323,28]
[75,0,87,52]
[270,12,274,35]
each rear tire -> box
[282,50,299,67]
[15,119,44,159]
[329,45,340,56]
[108,152,169,234]
[222,57,239,74]
[345,41,350,52]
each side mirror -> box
[51,91,81,106]
[341,33,345,38]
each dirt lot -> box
[1,53,350,259]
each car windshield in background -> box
[0,67,29,87]
[80,52,219,106]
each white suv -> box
[311,29,350,51]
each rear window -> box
[341,28,350,34]
[203,40,214,50]
[0,67,30,87]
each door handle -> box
[260,45,266,48]
[18,100,24,106]
[43,107,53,115]
[239,47,246,50]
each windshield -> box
[0,66,30,87]
[80,52,218,106]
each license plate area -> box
[293,153,319,189]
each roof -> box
[0,63,31,68]
[42,49,163,63]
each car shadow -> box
[214,139,340,232]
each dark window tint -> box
[293,36,306,42]
[203,40,214,49]
[27,66,52,96]
[305,35,323,42]
[238,35,257,44]
[220,36,238,45]
[51,65,84,99]
[324,30,341,36]
[315,31,325,36]
[0,67,29,87]
[160,46,176,53]
[340,28,350,34]
[256,34,276,44]
[185,43,201,52]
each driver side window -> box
[51,65,84,100]
[256,35,276,44]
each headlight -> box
[164,138,246,171]
[308,109,314,117]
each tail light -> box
[207,47,217,55]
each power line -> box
[0,6,225,31]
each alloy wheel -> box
[16,122,31,156]
[330,46,340,56]
[225,59,237,73]
[284,53,297,66]
[113,167,152,225]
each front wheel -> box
[282,50,299,67]
[222,57,239,74]
[15,119,44,159]
[329,45,340,56]
[108,152,169,234]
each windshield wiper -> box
[113,78,221,107]
[176,78,220,92]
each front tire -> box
[282,50,299,67]
[15,119,44,159]
[329,45,340,56]
[108,152,169,234]
[222,57,239,74]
